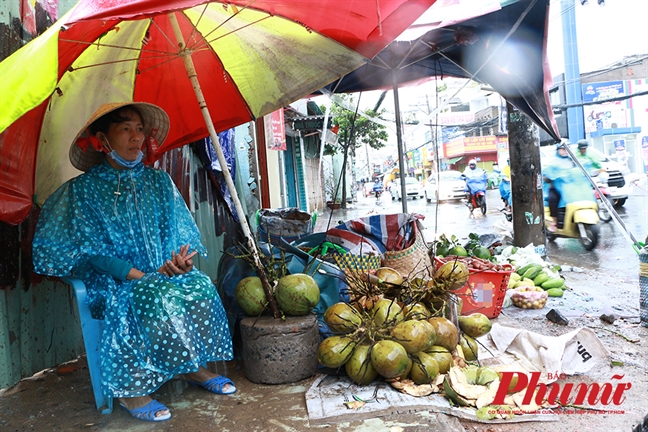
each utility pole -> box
[365,142,371,180]
[561,0,586,141]
[425,94,438,173]
[507,102,546,256]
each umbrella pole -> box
[393,71,408,214]
[168,13,280,319]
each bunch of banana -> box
[508,264,565,298]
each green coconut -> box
[371,299,404,326]
[458,313,492,339]
[391,319,436,353]
[443,376,472,407]
[234,276,268,316]
[435,260,470,291]
[459,334,479,361]
[404,302,431,320]
[370,340,410,379]
[317,335,356,368]
[476,367,499,386]
[345,344,378,385]
[410,352,440,385]
[275,273,320,316]
[424,345,453,374]
[396,357,414,380]
[324,302,362,334]
[427,317,459,351]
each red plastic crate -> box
[434,257,513,318]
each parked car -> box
[423,170,466,202]
[391,176,424,201]
[540,144,631,207]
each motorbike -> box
[544,201,600,250]
[462,173,488,216]
[590,170,613,223]
[498,179,513,222]
[373,183,383,200]
[593,183,613,223]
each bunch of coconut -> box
[318,299,462,388]
[234,273,320,317]
[343,260,471,317]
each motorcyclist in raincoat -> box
[576,139,602,172]
[462,159,487,201]
[543,142,596,232]
[499,158,512,210]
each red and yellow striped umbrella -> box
[0,0,436,224]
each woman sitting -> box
[32,102,235,422]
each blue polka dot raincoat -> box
[33,161,234,398]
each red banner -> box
[268,109,286,150]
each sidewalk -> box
[2,309,645,432]
[2,198,647,431]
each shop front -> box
[442,135,507,171]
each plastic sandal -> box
[120,399,172,422]
[187,375,237,395]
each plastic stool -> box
[61,277,113,414]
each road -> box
[371,180,647,271]
[344,178,648,316]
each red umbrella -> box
[0,0,436,225]
[0,0,435,316]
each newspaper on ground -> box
[306,324,609,424]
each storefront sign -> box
[582,81,624,103]
[464,136,498,153]
[426,143,438,161]
[412,149,421,164]
[614,139,628,169]
[438,112,475,125]
[443,135,504,158]
[268,109,286,150]
[581,81,628,133]
[444,138,464,157]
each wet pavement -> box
[2,178,647,431]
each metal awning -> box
[291,115,333,131]
[446,156,464,164]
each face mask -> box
[108,150,143,168]
[102,136,144,168]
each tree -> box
[323,95,389,208]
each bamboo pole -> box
[168,13,280,318]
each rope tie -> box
[640,260,648,279]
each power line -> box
[551,54,648,88]
[552,89,648,109]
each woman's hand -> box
[172,244,197,273]
[158,244,197,277]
